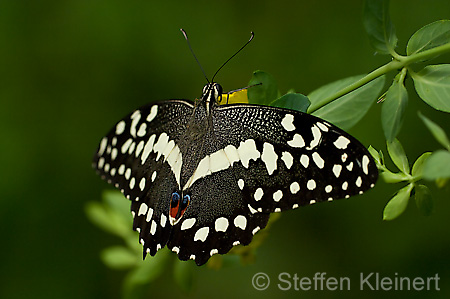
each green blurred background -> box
[1,0,449,298]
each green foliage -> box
[248,70,310,112]
[308,75,385,130]
[381,71,408,142]
[407,20,450,58]
[383,183,413,221]
[363,0,398,56]
[247,70,279,105]
[411,65,450,112]
[271,93,310,113]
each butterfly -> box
[92,31,378,266]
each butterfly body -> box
[93,82,377,266]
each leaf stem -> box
[308,42,450,113]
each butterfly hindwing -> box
[168,167,270,265]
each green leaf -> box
[308,75,385,130]
[101,246,138,270]
[173,259,195,293]
[103,190,133,222]
[363,0,398,55]
[368,145,381,166]
[411,64,450,112]
[414,184,434,216]
[381,171,409,184]
[407,20,450,57]
[85,201,132,238]
[383,183,413,220]
[381,77,408,142]
[411,152,432,178]
[122,249,170,297]
[418,112,450,150]
[270,93,310,112]
[248,70,279,105]
[423,150,450,180]
[387,139,410,174]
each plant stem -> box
[308,42,450,113]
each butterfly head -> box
[202,82,223,105]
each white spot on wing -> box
[160,214,167,227]
[362,155,370,175]
[281,151,294,169]
[273,190,283,202]
[234,215,247,230]
[334,136,350,149]
[342,181,348,190]
[307,125,322,150]
[97,157,105,169]
[147,105,158,122]
[254,188,264,201]
[307,179,316,190]
[325,185,332,193]
[346,161,354,171]
[115,121,126,135]
[261,142,278,175]
[125,168,131,180]
[237,139,260,168]
[138,203,148,216]
[290,182,300,194]
[316,122,329,132]
[281,114,295,131]
[146,208,154,222]
[287,134,305,148]
[215,217,229,232]
[181,218,196,230]
[194,227,209,242]
[135,141,144,157]
[139,178,146,191]
[130,110,141,138]
[129,177,135,189]
[141,134,156,164]
[137,123,147,137]
[238,179,245,190]
[332,164,342,178]
[98,138,108,155]
[121,138,133,154]
[356,176,362,187]
[150,220,157,235]
[300,154,309,168]
[312,152,324,169]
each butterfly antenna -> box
[211,31,254,82]
[180,28,210,83]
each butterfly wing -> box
[213,104,378,213]
[92,100,194,256]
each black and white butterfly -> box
[92,31,378,266]
[93,81,378,266]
